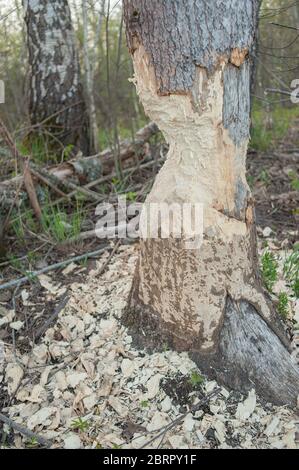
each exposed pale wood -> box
[123,0,299,406]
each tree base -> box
[123,292,299,407]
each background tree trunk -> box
[123,0,299,406]
[24,0,90,155]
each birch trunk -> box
[82,0,103,154]
[24,0,89,155]
[123,0,299,407]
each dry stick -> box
[34,294,70,341]
[0,122,159,191]
[23,159,42,221]
[265,88,298,97]
[62,156,165,198]
[0,245,111,291]
[0,412,52,447]
[7,155,164,230]
[30,168,68,198]
[97,239,121,277]
[270,22,299,31]
[140,388,222,449]
[65,224,128,245]
[61,179,102,202]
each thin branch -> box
[265,88,298,97]
[140,388,222,449]
[270,22,299,31]
[0,246,111,292]
[0,412,52,448]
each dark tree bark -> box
[24,0,90,155]
[123,0,299,406]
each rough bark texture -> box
[123,0,299,406]
[24,0,89,154]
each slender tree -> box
[24,0,89,155]
[123,0,299,406]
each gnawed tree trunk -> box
[24,0,89,154]
[123,0,299,406]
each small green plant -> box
[247,174,255,190]
[71,417,90,432]
[250,104,299,152]
[258,169,271,187]
[26,437,39,448]
[62,144,75,161]
[78,256,88,267]
[41,203,83,243]
[8,254,24,273]
[112,444,121,449]
[261,250,278,292]
[277,292,289,320]
[11,218,25,240]
[111,177,128,194]
[27,250,38,266]
[11,208,38,241]
[288,171,299,192]
[19,135,57,165]
[189,371,204,387]
[126,191,137,202]
[111,177,120,186]
[140,400,149,408]
[284,245,299,298]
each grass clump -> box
[284,244,299,298]
[41,203,83,243]
[189,371,204,388]
[261,250,278,292]
[250,105,299,152]
[71,417,90,432]
[277,292,289,320]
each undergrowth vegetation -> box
[250,105,299,152]
[261,245,299,322]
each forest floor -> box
[0,122,298,449]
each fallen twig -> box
[140,387,222,449]
[30,168,68,198]
[0,412,52,448]
[264,88,297,97]
[0,122,160,191]
[97,239,122,277]
[0,245,110,291]
[60,179,102,202]
[33,293,70,341]
[270,22,299,32]
[23,159,42,221]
